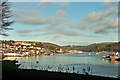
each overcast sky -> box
[1,1,118,46]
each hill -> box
[65,42,120,52]
[1,40,67,53]
[2,40,119,53]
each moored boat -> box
[115,58,120,61]
[88,53,91,55]
[103,52,120,61]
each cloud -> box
[69,23,90,30]
[60,30,81,36]
[70,5,118,34]
[19,34,41,37]
[84,11,103,23]
[105,18,118,29]
[81,5,118,34]
[38,2,69,9]
[16,30,33,33]
[59,2,69,9]
[16,29,46,37]
[15,7,118,36]
[94,27,108,34]
[13,9,41,16]
[16,29,46,34]
[13,9,69,26]
[55,9,66,16]
[101,0,112,7]
[53,35,61,39]
[16,26,84,37]
[43,26,81,36]
[87,10,118,29]
[43,25,102,37]
[38,0,54,6]
[102,7,117,17]
[14,2,118,37]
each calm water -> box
[4,52,120,78]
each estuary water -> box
[4,52,119,78]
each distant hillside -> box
[2,40,67,51]
[65,42,120,52]
[41,42,67,51]
[2,40,119,52]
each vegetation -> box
[42,42,66,51]
[2,40,120,53]
[2,40,68,54]
[65,42,120,52]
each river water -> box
[4,52,120,78]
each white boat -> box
[4,53,22,57]
[96,53,98,54]
[77,51,83,54]
[89,53,91,55]
[116,52,119,56]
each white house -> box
[36,47,41,50]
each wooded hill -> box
[64,42,120,52]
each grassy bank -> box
[2,60,119,80]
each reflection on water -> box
[4,52,119,78]
[109,60,120,64]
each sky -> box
[1,1,119,46]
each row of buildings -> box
[1,40,66,57]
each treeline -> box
[65,42,120,52]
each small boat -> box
[96,53,98,54]
[115,58,120,61]
[96,52,101,54]
[103,56,111,60]
[106,58,111,60]
[89,53,91,55]
[77,51,83,54]
[103,55,120,61]
[102,56,106,58]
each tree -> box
[0,0,13,36]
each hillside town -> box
[1,40,67,57]
[1,40,120,61]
